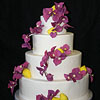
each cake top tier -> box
[22,2,72,49]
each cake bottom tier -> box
[15,74,93,100]
[15,90,92,100]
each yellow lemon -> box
[22,68,31,78]
[60,93,68,100]
[52,5,56,11]
[80,65,87,71]
[57,48,64,53]
[52,97,60,100]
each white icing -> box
[32,33,74,55]
[15,74,93,100]
[40,16,67,35]
[25,50,82,80]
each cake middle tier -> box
[25,50,82,80]
[32,32,73,55]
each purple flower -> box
[53,49,62,66]
[61,44,71,55]
[54,2,64,9]
[64,68,83,82]
[22,62,29,68]
[36,67,45,76]
[43,8,53,22]
[47,89,60,100]
[59,16,69,23]
[64,74,71,81]
[34,21,44,34]
[55,25,63,32]
[52,13,61,22]
[69,73,77,82]
[46,73,53,81]
[72,68,83,80]
[63,23,73,29]
[80,70,87,77]
[22,42,31,49]
[13,65,23,73]
[30,27,35,34]
[48,46,56,58]
[63,5,69,14]
[22,34,30,43]
[13,73,22,80]
[52,2,65,22]
[53,58,62,66]
[87,67,93,82]
[36,94,48,100]
[36,21,44,28]
[42,51,49,64]
[22,34,31,49]
[30,21,44,34]
[50,32,57,38]
[8,81,17,94]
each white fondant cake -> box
[40,16,67,35]
[32,33,73,55]
[15,75,92,100]
[13,2,93,100]
[26,50,81,80]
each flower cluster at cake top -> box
[64,65,94,82]
[8,62,31,94]
[36,89,68,100]
[21,2,72,49]
[43,2,72,38]
[36,44,71,81]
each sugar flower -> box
[36,94,48,100]
[8,62,29,94]
[47,27,57,38]
[36,89,60,100]
[87,67,94,82]
[60,44,71,55]
[47,89,60,100]
[64,66,93,82]
[64,74,71,81]
[43,8,53,22]
[72,68,83,81]
[46,73,53,81]
[13,73,22,80]
[22,42,31,49]
[22,34,30,43]
[8,81,17,95]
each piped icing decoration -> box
[36,44,71,81]
[64,65,94,82]
[36,89,69,100]
[43,2,72,38]
[8,62,31,94]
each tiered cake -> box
[8,2,93,100]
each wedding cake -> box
[8,2,93,100]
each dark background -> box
[0,0,100,100]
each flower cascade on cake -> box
[64,65,94,82]
[8,62,31,94]
[36,44,71,81]
[44,2,72,38]
[21,2,72,49]
[36,89,68,100]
